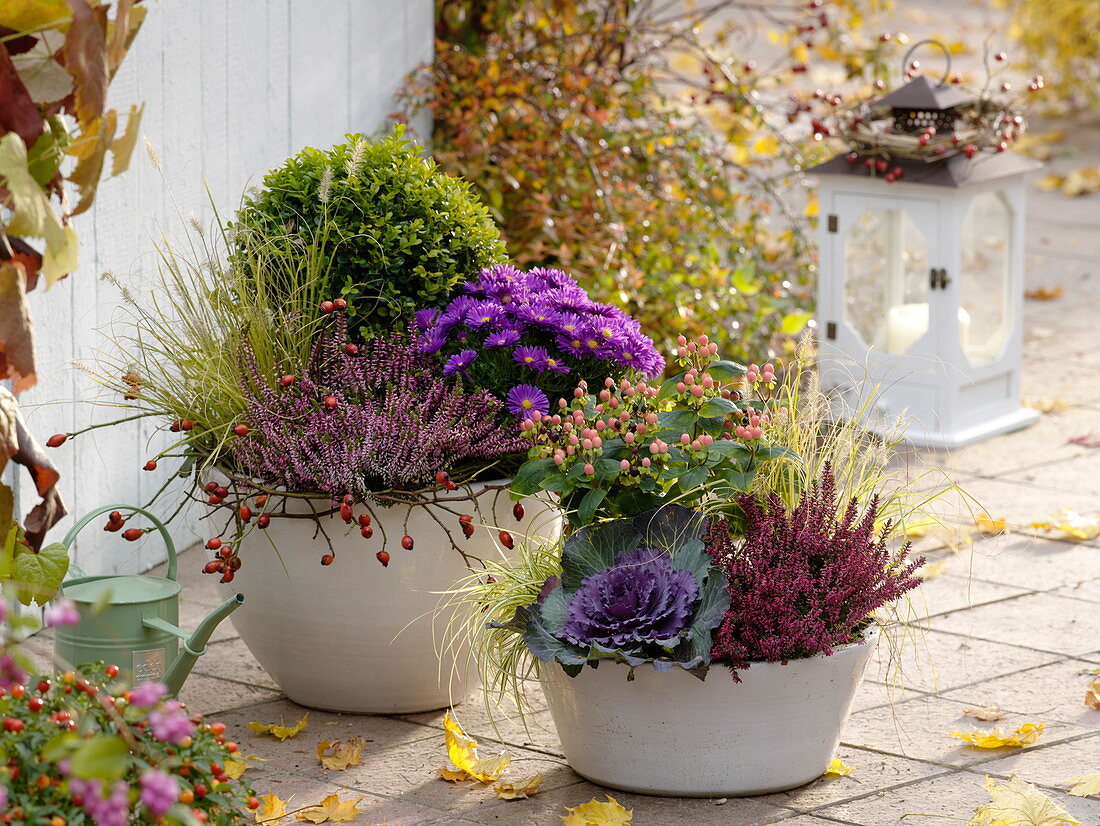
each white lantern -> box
[810,146,1041,449]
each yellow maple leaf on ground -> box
[443,712,510,783]
[970,775,1078,824]
[249,713,309,741]
[561,795,633,825]
[436,765,470,782]
[1068,773,1100,798]
[1085,679,1100,710]
[1030,508,1100,541]
[951,722,1046,749]
[295,794,364,824]
[225,753,268,780]
[493,773,544,799]
[316,737,366,771]
[964,706,1006,723]
[255,793,291,824]
[823,757,854,777]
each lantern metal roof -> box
[877,74,973,112]
[807,151,1041,188]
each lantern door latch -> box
[929,267,950,289]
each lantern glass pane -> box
[960,191,1012,365]
[844,208,930,354]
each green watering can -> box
[53,504,244,696]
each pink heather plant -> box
[705,467,924,679]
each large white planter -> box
[541,627,878,797]
[219,481,560,714]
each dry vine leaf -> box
[249,713,308,741]
[1030,509,1100,542]
[823,757,854,777]
[295,794,364,824]
[561,795,633,825]
[316,737,365,771]
[1085,678,1100,710]
[1024,286,1064,301]
[0,263,36,393]
[224,753,267,780]
[255,793,290,824]
[1068,773,1100,798]
[443,711,510,783]
[493,773,544,799]
[970,774,1078,825]
[964,706,1007,723]
[976,514,1008,537]
[951,722,1046,749]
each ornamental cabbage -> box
[513,505,730,678]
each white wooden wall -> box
[14,0,433,576]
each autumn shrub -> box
[402,0,888,366]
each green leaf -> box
[594,458,621,482]
[577,488,608,525]
[11,541,70,606]
[510,457,556,498]
[781,311,814,335]
[657,409,696,435]
[754,445,800,462]
[708,360,748,381]
[716,470,756,493]
[678,465,708,493]
[732,265,761,296]
[698,397,737,418]
[657,372,687,401]
[69,735,130,782]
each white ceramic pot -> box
[218,481,560,714]
[541,627,878,797]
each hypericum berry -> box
[333,298,347,311]
[206,537,222,550]
[357,514,371,527]
[257,514,271,529]
[458,514,473,524]
[228,556,241,571]
[498,530,514,549]
[233,424,250,437]
[37,680,50,693]
[375,550,390,567]
[204,482,219,494]
[435,470,450,485]
[203,560,221,574]
[27,697,43,712]
[513,502,525,521]
[103,518,123,532]
[401,535,414,551]
[344,343,358,355]
[122,528,144,541]
[461,522,475,539]
[219,570,234,584]
[320,300,335,314]
[324,396,338,409]
[279,374,295,387]
[255,494,269,507]
[3,718,23,732]
[218,546,233,560]
[214,486,228,499]
[360,526,373,539]
[340,503,354,523]
[46,434,67,447]
[109,510,122,523]
[320,554,334,566]
[143,460,158,471]
[239,505,252,522]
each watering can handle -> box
[61,504,178,581]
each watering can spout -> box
[162,593,244,696]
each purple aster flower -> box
[485,329,522,348]
[418,331,448,355]
[544,353,570,374]
[443,349,478,378]
[505,384,550,418]
[528,267,579,290]
[414,309,439,332]
[561,548,699,649]
[513,345,550,372]
[556,312,584,336]
[553,289,596,313]
[514,302,562,328]
[556,334,589,359]
[465,301,506,330]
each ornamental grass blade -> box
[951,722,1046,749]
[561,795,633,825]
[442,711,510,783]
[970,775,1078,825]
[249,713,309,741]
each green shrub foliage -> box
[234,125,506,335]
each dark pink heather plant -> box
[232,313,525,497]
[705,467,924,679]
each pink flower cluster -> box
[705,468,924,679]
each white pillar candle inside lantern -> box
[885,304,970,355]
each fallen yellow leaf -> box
[316,737,366,771]
[249,713,309,741]
[1025,286,1064,301]
[295,794,364,824]
[255,793,291,824]
[1022,397,1071,415]
[224,753,268,780]
[436,765,470,782]
[1030,508,1100,541]
[1068,773,1100,798]
[823,757,853,777]
[1085,678,1100,710]
[951,722,1046,749]
[443,712,510,783]
[1035,173,1065,192]
[561,795,633,825]
[493,773,544,799]
[970,774,1078,824]
[975,514,1008,537]
[964,706,1006,723]
[917,559,950,580]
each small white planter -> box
[218,481,560,714]
[541,627,878,797]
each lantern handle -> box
[900,39,953,87]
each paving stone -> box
[890,572,1028,624]
[976,731,1100,790]
[851,679,928,712]
[401,699,563,757]
[820,771,1100,824]
[863,628,1060,695]
[941,658,1100,728]
[928,593,1100,657]
[840,695,1091,768]
[948,404,1100,477]
[761,817,867,826]
[177,672,282,716]
[1054,577,1100,604]
[942,476,1099,538]
[755,746,948,813]
[1020,357,1100,407]
[245,773,452,824]
[190,635,280,690]
[948,534,1100,591]
[178,593,241,643]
